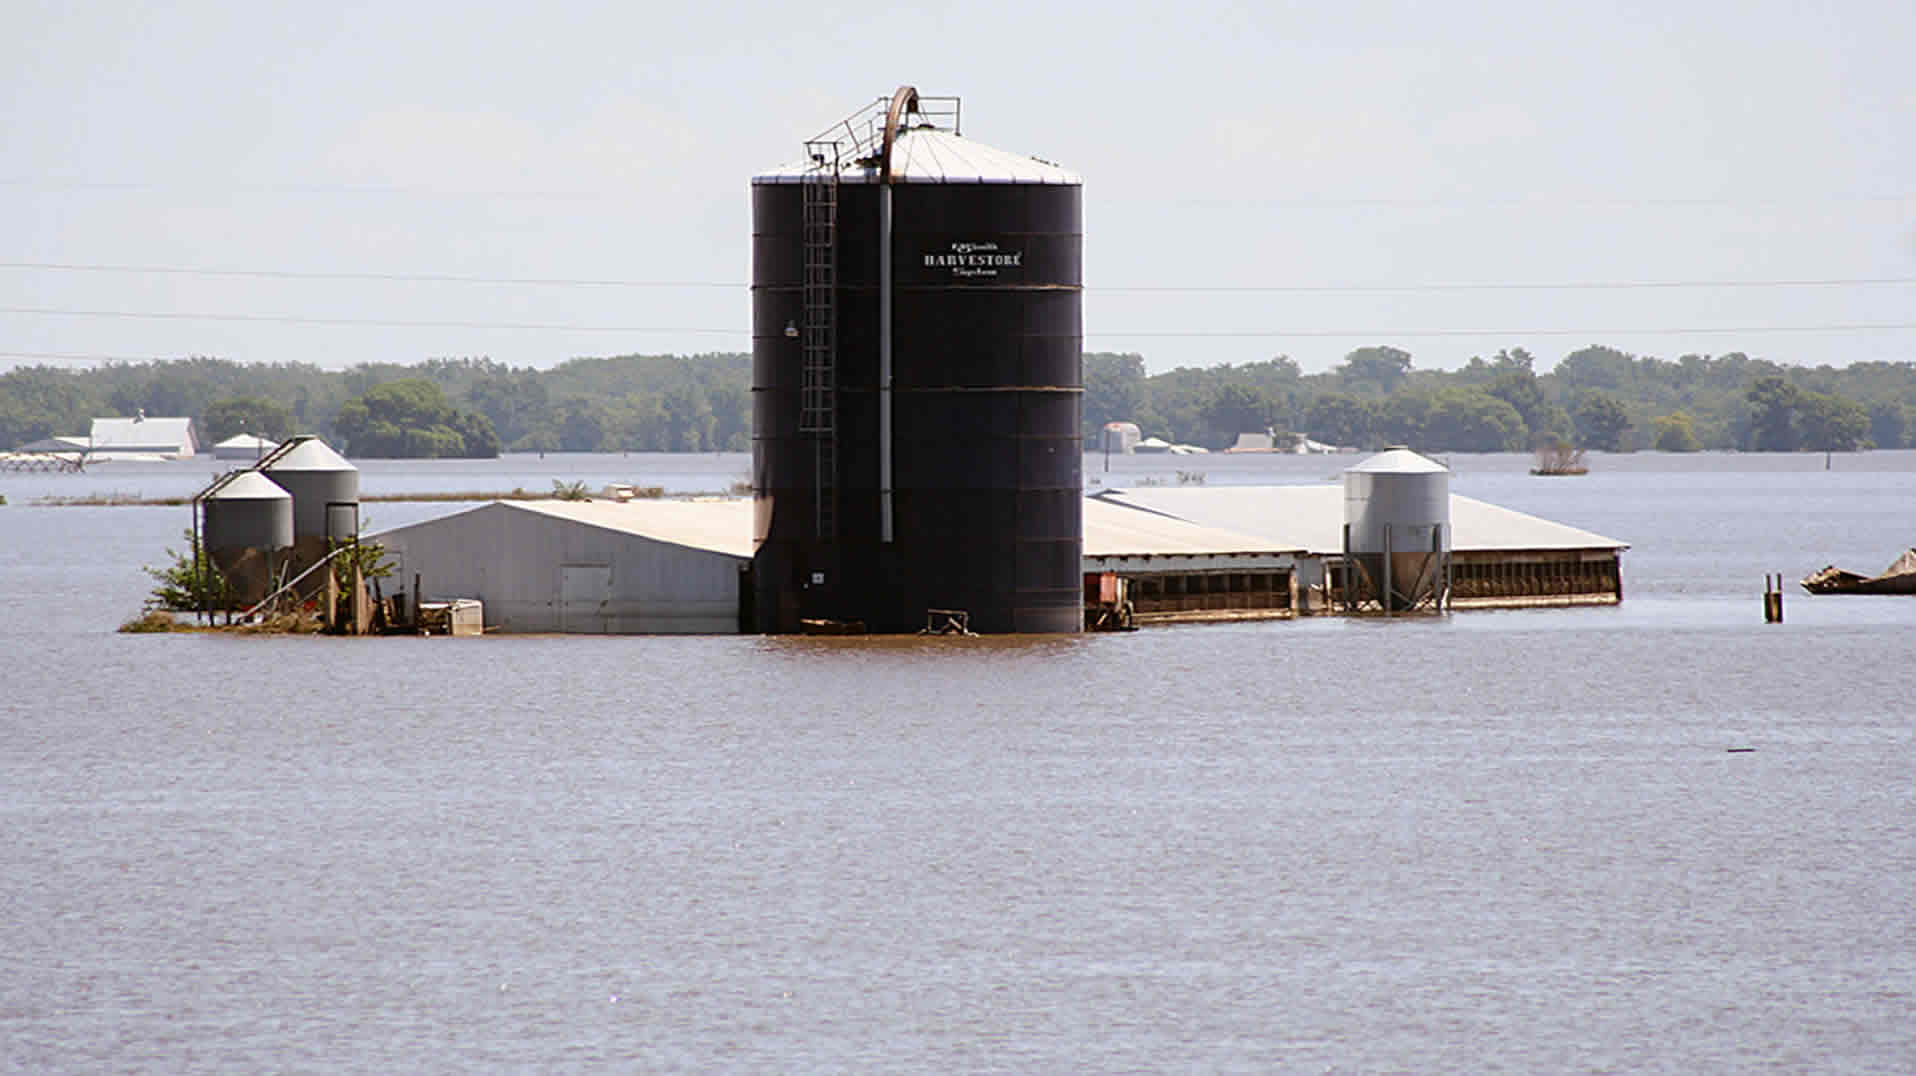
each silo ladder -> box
[800,143,840,539]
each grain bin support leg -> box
[1383,523,1393,617]
[1342,523,1352,613]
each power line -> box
[1097,279,1916,294]
[6,179,1908,208]
[5,305,1914,337]
[0,261,736,289]
[0,307,740,333]
[5,260,1915,294]
[1086,324,1916,338]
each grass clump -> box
[119,610,184,633]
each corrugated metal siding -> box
[377,503,744,634]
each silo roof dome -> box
[1347,446,1449,474]
[264,437,356,472]
[206,470,291,500]
[756,127,1080,186]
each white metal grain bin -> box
[1344,447,1451,610]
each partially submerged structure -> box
[370,450,1627,634]
[182,437,363,619]
[377,500,755,634]
[751,86,1084,634]
[212,434,280,461]
[1081,497,1303,623]
[1801,550,1916,595]
[1093,473,1626,612]
[89,415,198,458]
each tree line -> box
[1086,345,1915,453]
[3,345,1911,457]
[0,354,749,458]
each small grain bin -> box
[1343,446,1451,611]
[200,470,293,604]
[264,437,360,540]
[263,436,360,582]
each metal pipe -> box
[192,496,203,624]
[879,179,894,542]
[875,85,915,545]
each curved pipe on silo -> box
[880,182,894,543]
[877,85,920,544]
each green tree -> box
[1375,393,1431,447]
[1573,391,1632,452]
[554,397,610,451]
[201,396,295,443]
[660,385,715,451]
[1868,401,1909,450]
[466,368,548,446]
[1301,393,1375,448]
[334,379,497,458]
[1335,346,1413,397]
[1653,411,1702,452]
[1554,345,1639,393]
[1083,353,1147,436]
[1198,383,1273,448]
[143,530,232,612]
[0,366,100,447]
[707,382,751,452]
[1420,388,1527,452]
[1795,391,1868,452]
[1481,349,1567,444]
[1746,376,1800,452]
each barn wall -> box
[379,504,744,634]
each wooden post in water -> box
[1764,574,1784,623]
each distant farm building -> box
[1098,422,1142,454]
[88,415,198,458]
[212,434,280,461]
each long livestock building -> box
[376,474,1626,634]
[1088,483,1627,615]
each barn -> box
[376,500,753,634]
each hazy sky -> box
[5,1,1912,375]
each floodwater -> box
[3,451,1914,1072]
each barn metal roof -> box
[88,416,196,453]
[1081,497,1300,558]
[756,127,1080,185]
[505,499,758,559]
[1094,485,1629,554]
[376,482,1623,576]
[380,495,1301,566]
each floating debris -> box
[1801,549,1916,595]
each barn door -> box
[559,563,612,633]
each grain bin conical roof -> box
[204,470,291,501]
[1347,446,1449,474]
[265,438,356,473]
[263,437,359,539]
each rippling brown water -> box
[4,453,1913,1071]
